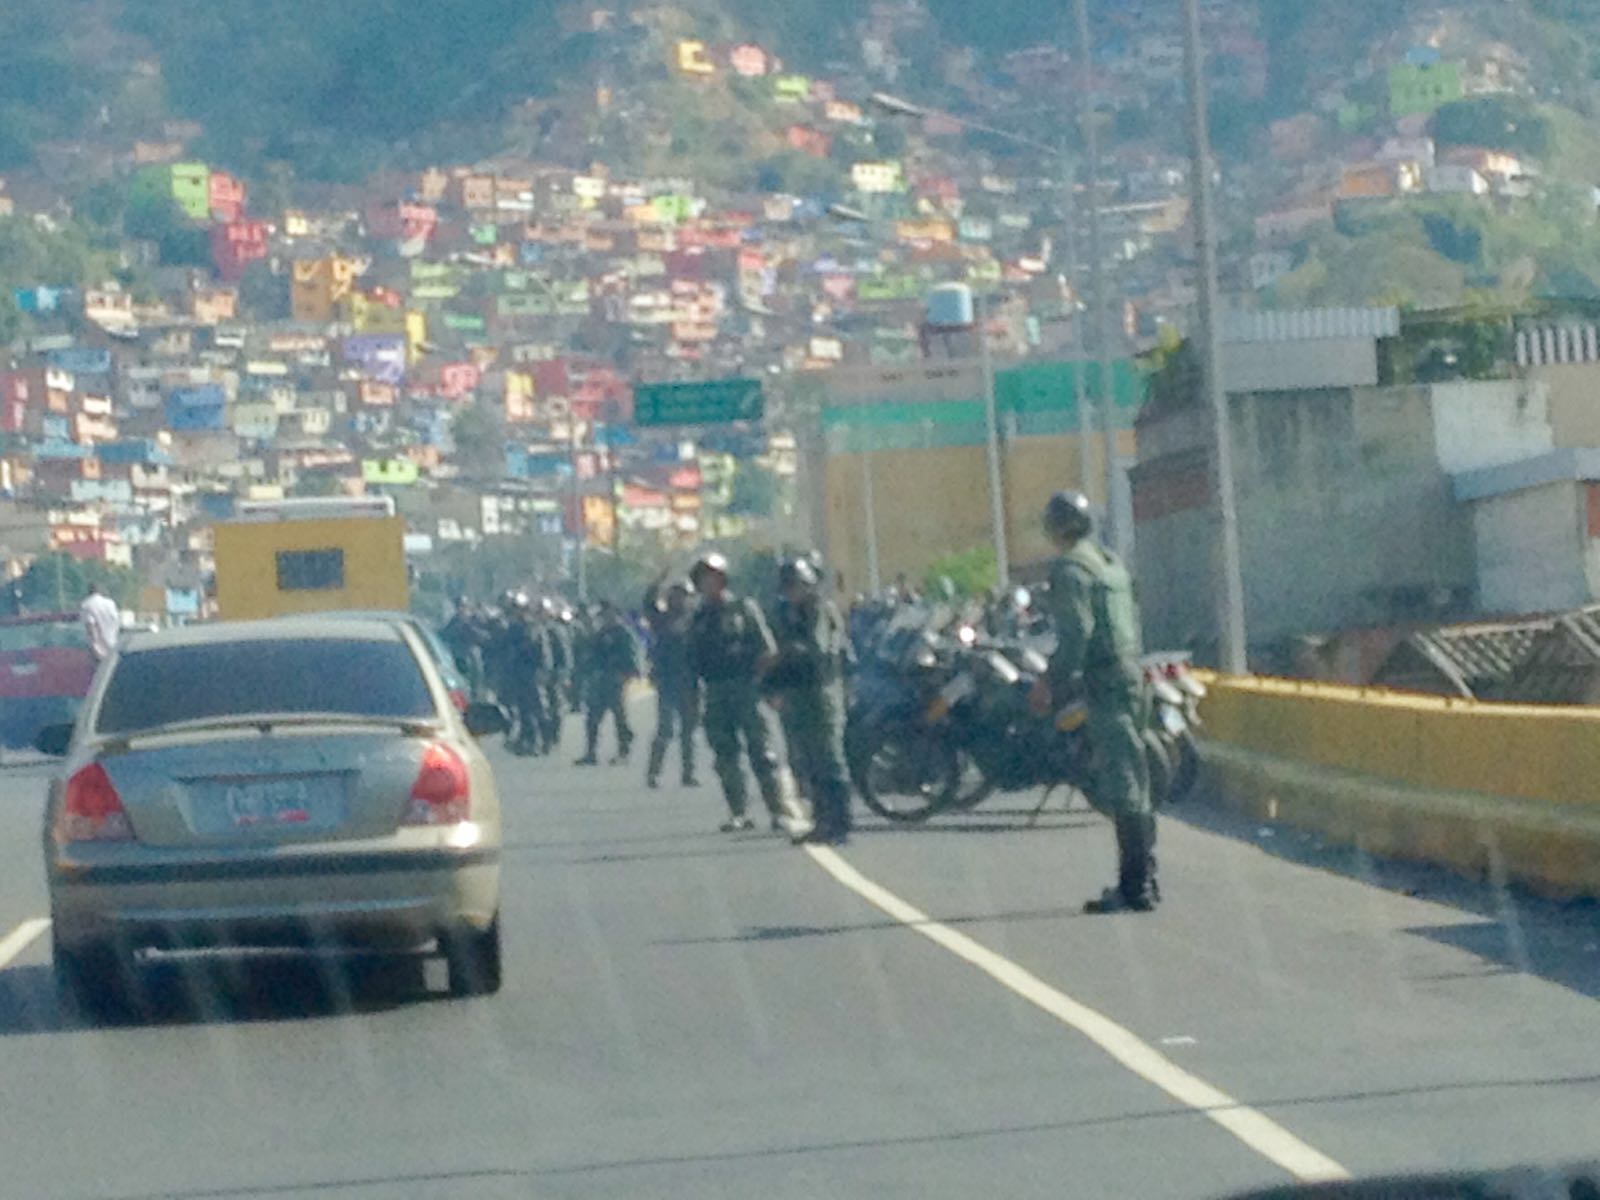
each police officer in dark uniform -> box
[642,571,700,789]
[768,556,852,844]
[575,600,639,765]
[502,593,550,757]
[440,597,487,700]
[687,552,792,834]
[569,606,594,715]
[1030,491,1157,913]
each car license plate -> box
[199,775,346,834]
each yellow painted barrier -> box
[1196,675,1600,898]
[1200,675,1600,812]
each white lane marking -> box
[0,918,50,969]
[803,846,1350,1184]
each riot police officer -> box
[687,552,792,834]
[768,556,851,844]
[576,600,639,765]
[500,593,550,756]
[643,572,701,788]
[539,598,572,753]
[440,597,487,699]
[1030,491,1157,913]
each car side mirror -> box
[463,702,510,738]
[34,723,73,757]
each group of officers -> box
[440,488,1159,909]
[439,549,854,846]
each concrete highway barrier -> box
[1197,675,1600,899]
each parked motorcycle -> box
[1142,653,1205,802]
[844,606,968,823]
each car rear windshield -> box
[94,637,436,734]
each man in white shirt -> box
[80,583,121,662]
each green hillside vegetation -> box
[1267,178,1600,311]
[0,214,126,340]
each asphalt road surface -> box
[2,706,1600,1200]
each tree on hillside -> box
[1433,97,1554,158]
[18,554,139,613]
[0,0,117,168]
[924,545,998,599]
[726,463,783,518]
[450,404,506,482]
[123,195,210,267]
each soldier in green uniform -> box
[687,553,793,834]
[1030,490,1158,913]
[642,572,701,789]
[767,556,852,844]
[539,597,572,753]
[574,601,639,766]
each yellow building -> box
[290,256,362,324]
[212,497,408,620]
[809,359,1144,595]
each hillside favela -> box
[6,3,1600,1198]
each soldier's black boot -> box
[645,740,667,788]
[1085,813,1159,914]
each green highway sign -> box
[633,377,764,427]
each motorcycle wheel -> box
[943,761,996,812]
[1170,730,1200,801]
[850,725,959,823]
[1144,730,1173,811]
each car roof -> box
[0,611,78,626]
[119,618,410,652]
[318,609,426,627]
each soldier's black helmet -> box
[689,552,730,587]
[1043,490,1093,542]
[778,556,819,591]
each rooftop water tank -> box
[926,282,974,329]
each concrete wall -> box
[1470,480,1587,615]
[1429,379,1552,473]
[822,429,1134,597]
[1532,363,1600,448]
[1135,384,1475,656]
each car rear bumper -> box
[49,845,500,952]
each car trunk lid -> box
[95,723,436,849]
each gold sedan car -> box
[38,616,507,1015]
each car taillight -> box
[404,743,470,825]
[56,762,133,842]
[449,688,468,713]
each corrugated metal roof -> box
[1517,324,1600,368]
[1373,616,1553,697]
[1497,607,1600,705]
[1221,306,1401,345]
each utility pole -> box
[569,417,587,601]
[975,289,1010,588]
[1182,0,1248,672]
[1059,101,1092,497]
[1074,0,1121,555]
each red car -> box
[0,612,99,750]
